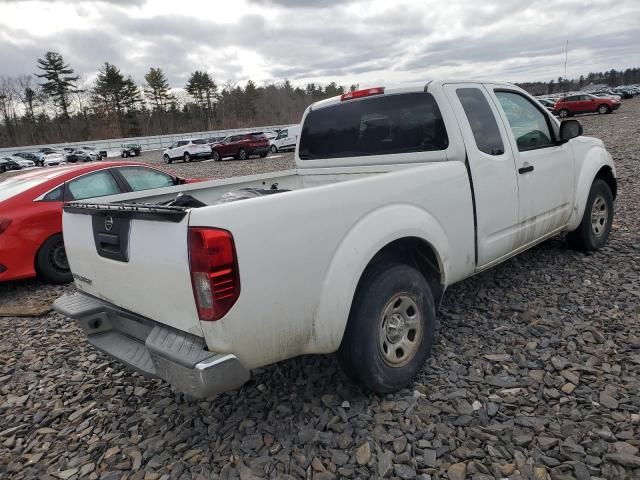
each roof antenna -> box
[563,40,569,94]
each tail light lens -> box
[189,227,240,321]
[0,219,11,235]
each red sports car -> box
[0,161,200,283]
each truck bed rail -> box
[63,202,188,222]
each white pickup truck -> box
[54,81,616,398]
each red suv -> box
[210,133,270,161]
[554,94,620,118]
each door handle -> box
[518,164,534,174]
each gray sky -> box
[1,0,639,89]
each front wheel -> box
[212,150,220,161]
[558,109,570,118]
[598,104,610,114]
[184,152,191,163]
[123,151,130,158]
[338,262,436,394]
[238,148,247,160]
[163,154,172,164]
[567,179,614,251]
[36,234,72,284]
[270,145,277,153]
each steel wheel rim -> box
[377,294,422,367]
[49,242,69,272]
[590,195,608,237]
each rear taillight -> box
[188,227,240,321]
[341,87,385,101]
[0,219,11,235]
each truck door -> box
[489,88,575,245]
[443,83,520,267]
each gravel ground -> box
[1,99,639,480]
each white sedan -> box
[43,153,67,167]
[10,156,36,168]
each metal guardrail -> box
[0,124,297,156]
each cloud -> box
[0,0,638,90]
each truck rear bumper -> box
[53,292,250,398]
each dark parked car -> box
[210,133,270,161]
[553,94,620,118]
[0,157,22,173]
[121,143,142,157]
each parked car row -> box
[534,84,640,119]
[0,145,111,174]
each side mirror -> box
[559,119,582,143]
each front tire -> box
[238,148,247,160]
[259,152,268,158]
[338,262,436,394]
[212,150,220,162]
[123,151,130,158]
[270,145,278,153]
[36,234,72,284]
[558,109,570,118]
[567,179,614,251]
[184,152,191,163]
[598,104,610,114]
[163,154,172,164]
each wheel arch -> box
[567,146,617,231]
[307,204,450,354]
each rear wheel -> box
[567,179,614,251]
[598,104,610,114]
[558,108,570,118]
[184,152,191,163]
[123,150,130,158]
[238,148,247,160]
[36,234,72,284]
[338,262,436,393]
[163,154,172,164]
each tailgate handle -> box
[98,233,120,246]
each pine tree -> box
[93,63,141,136]
[144,67,171,111]
[186,71,217,128]
[35,51,78,122]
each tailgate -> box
[62,203,204,337]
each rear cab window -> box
[456,88,505,156]
[299,92,448,160]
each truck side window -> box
[456,88,505,156]
[299,93,448,160]
[495,91,555,152]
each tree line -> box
[0,51,638,148]
[517,67,640,96]
[0,51,353,148]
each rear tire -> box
[598,104,610,114]
[567,179,613,251]
[212,150,220,162]
[123,151,130,158]
[163,154,172,164]
[558,109,570,118]
[36,234,72,284]
[184,152,191,163]
[238,148,247,160]
[270,145,278,153]
[338,262,436,394]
